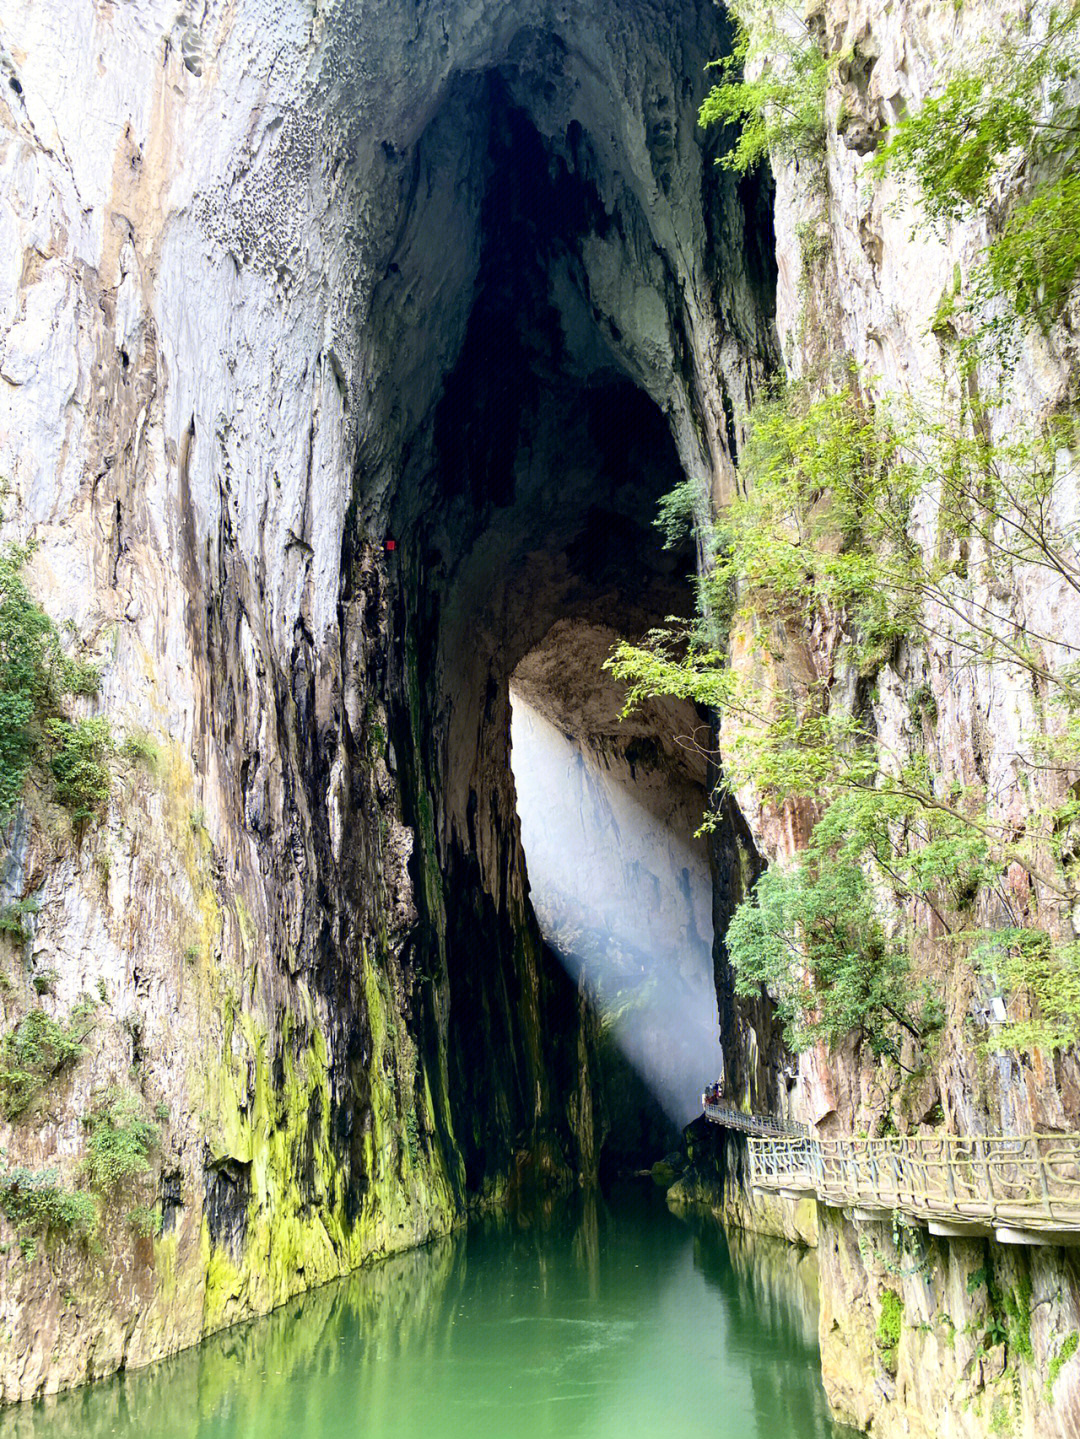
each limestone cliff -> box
[0,0,773,1402]
[690,2,1080,1436]
[3,0,1077,1432]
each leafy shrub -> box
[699,7,829,173]
[870,6,1080,330]
[82,1086,160,1191]
[0,895,40,945]
[977,930,1080,1054]
[120,731,160,771]
[46,716,113,825]
[0,1008,88,1119]
[1048,1332,1080,1395]
[127,1203,162,1238]
[727,855,929,1058]
[0,541,101,824]
[0,1166,97,1238]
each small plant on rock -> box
[0,895,40,945]
[876,1288,904,1374]
[120,731,160,772]
[0,1166,97,1241]
[45,716,113,826]
[0,1008,91,1120]
[82,1086,161,1192]
[126,1203,162,1238]
[0,538,105,824]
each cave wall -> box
[0,0,777,1401]
[698,1,1080,1436]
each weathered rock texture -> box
[701,1,1080,1436]
[0,0,775,1402]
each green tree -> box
[870,3,1080,332]
[609,376,1080,1057]
[698,4,829,173]
[727,855,932,1058]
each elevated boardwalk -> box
[745,1132,1080,1245]
[702,1100,810,1139]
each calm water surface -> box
[17,1185,852,1439]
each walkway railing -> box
[702,1100,810,1139]
[746,1133,1080,1237]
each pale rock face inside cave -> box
[0,0,781,1395]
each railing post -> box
[1035,1136,1052,1217]
[978,1136,993,1216]
[944,1139,956,1204]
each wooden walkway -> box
[744,1132,1080,1245]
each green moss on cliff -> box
[876,1288,903,1374]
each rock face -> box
[4,0,1078,1430]
[0,0,774,1402]
[695,1,1080,1436]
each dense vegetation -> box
[0,537,111,832]
[611,4,1080,1064]
[0,1029,163,1250]
[698,4,828,174]
[0,1005,93,1120]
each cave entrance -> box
[357,4,775,1191]
[509,620,722,1153]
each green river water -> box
[15,1185,853,1439]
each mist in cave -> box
[510,689,722,1128]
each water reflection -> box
[14,1186,851,1439]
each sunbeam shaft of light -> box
[509,691,721,1127]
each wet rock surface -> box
[0,0,774,1401]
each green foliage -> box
[726,832,936,1058]
[654,478,707,550]
[971,1266,1034,1361]
[794,220,831,296]
[610,370,1080,1058]
[698,6,829,173]
[0,540,102,824]
[1001,1276,1034,1363]
[1048,1331,1079,1394]
[82,1086,160,1192]
[976,930,1080,1054]
[984,172,1080,330]
[967,1265,990,1295]
[870,4,1080,330]
[404,1107,421,1164]
[0,1166,97,1239]
[0,895,40,945]
[46,716,113,825]
[31,967,58,996]
[127,1202,162,1238]
[876,1289,904,1373]
[120,730,160,771]
[0,1008,89,1119]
